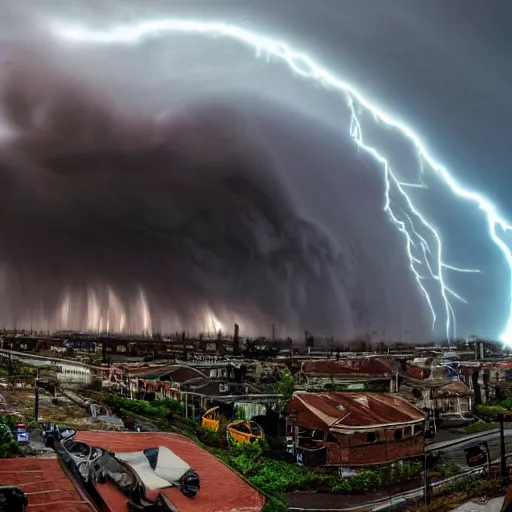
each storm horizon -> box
[0,1,510,343]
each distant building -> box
[107,362,281,419]
[296,357,398,393]
[458,360,512,405]
[401,358,474,415]
[284,392,426,468]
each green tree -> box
[0,415,22,458]
[275,370,295,404]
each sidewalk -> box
[286,478,424,511]
[451,496,504,512]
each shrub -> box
[475,404,509,418]
[104,395,184,419]
[233,405,246,420]
[0,416,22,458]
[197,427,223,447]
[262,497,288,512]
[250,459,320,495]
[436,459,460,478]
[329,460,423,493]
[211,439,321,497]
[274,371,295,404]
[465,422,499,433]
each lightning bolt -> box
[47,18,511,342]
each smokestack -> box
[234,323,240,355]
[475,339,485,360]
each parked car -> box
[201,407,220,432]
[227,420,265,445]
[439,413,474,429]
[12,424,29,444]
[464,443,488,467]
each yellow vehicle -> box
[201,406,220,432]
[201,407,265,444]
[227,420,265,445]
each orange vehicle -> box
[227,420,265,445]
[201,406,220,432]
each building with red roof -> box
[0,458,97,512]
[297,357,398,393]
[75,431,265,512]
[285,392,426,468]
[1,431,265,512]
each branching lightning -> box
[46,18,512,342]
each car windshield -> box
[249,422,262,436]
[233,423,251,434]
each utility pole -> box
[34,368,40,423]
[500,414,508,479]
[423,451,429,506]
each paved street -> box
[428,429,512,469]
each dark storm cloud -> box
[9,0,510,340]
[0,56,339,336]
[0,47,430,340]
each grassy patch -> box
[464,422,500,433]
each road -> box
[428,428,512,469]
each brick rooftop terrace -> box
[0,458,96,512]
[76,431,265,512]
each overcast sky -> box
[0,1,510,342]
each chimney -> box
[233,323,240,355]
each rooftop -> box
[437,380,473,397]
[286,392,425,432]
[301,357,396,377]
[129,364,207,382]
[0,457,96,512]
[75,430,265,512]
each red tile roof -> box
[0,458,96,512]
[75,431,265,512]
[286,392,425,432]
[301,357,396,376]
[438,380,473,397]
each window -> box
[365,432,377,443]
[393,429,403,441]
[249,422,262,436]
[233,424,251,434]
[312,430,324,441]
